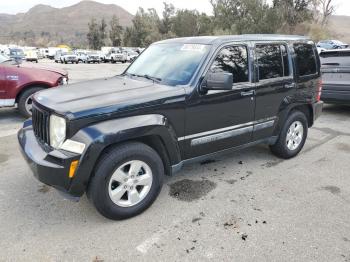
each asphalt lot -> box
[1,61,350,261]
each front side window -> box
[256,44,286,80]
[294,43,317,76]
[209,46,249,84]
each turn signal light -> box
[69,160,79,178]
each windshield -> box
[0,53,11,63]
[10,49,24,56]
[126,43,210,86]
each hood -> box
[21,64,67,76]
[33,76,186,119]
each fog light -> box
[69,160,79,178]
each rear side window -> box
[210,45,249,84]
[256,44,290,80]
[294,43,317,76]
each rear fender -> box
[273,103,314,137]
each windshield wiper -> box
[127,73,162,83]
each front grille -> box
[32,106,50,145]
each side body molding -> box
[68,114,182,195]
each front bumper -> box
[18,125,82,197]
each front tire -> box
[18,87,44,117]
[87,142,164,220]
[270,111,308,159]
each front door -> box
[0,65,7,99]
[184,44,255,159]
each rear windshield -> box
[320,51,350,67]
[293,43,317,76]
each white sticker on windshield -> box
[181,44,206,52]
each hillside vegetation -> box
[0,1,133,47]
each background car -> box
[8,48,25,62]
[76,52,88,63]
[54,50,64,63]
[126,51,139,62]
[111,50,127,63]
[0,53,68,117]
[317,40,349,50]
[86,52,101,63]
[60,52,79,64]
[24,49,38,63]
[320,49,350,104]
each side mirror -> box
[203,72,233,91]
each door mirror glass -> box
[204,72,233,90]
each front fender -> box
[68,114,181,195]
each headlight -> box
[50,115,66,148]
[59,77,68,85]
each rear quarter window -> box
[293,43,317,76]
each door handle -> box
[284,83,296,89]
[241,90,255,97]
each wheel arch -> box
[15,83,50,103]
[274,103,314,137]
[68,114,183,195]
[96,135,173,177]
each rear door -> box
[253,42,295,141]
[293,43,320,102]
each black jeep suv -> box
[18,35,323,220]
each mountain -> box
[0,1,133,47]
[328,15,350,43]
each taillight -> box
[316,80,323,102]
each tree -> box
[122,27,134,46]
[99,18,107,46]
[235,0,279,34]
[109,15,123,46]
[273,0,314,33]
[211,0,279,34]
[312,0,335,26]
[211,0,242,32]
[158,2,175,35]
[126,8,162,47]
[172,9,200,37]
[87,18,101,49]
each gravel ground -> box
[0,60,350,261]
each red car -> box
[0,53,68,117]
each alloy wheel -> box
[108,160,153,207]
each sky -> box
[0,0,349,16]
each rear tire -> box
[87,142,164,220]
[18,87,44,117]
[269,111,308,159]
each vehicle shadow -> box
[0,107,25,122]
[11,144,277,225]
[322,104,350,116]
